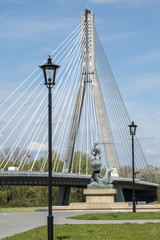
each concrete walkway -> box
[0,211,160,239]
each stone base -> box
[84,189,117,204]
[52,188,160,212]
[53,203,160,212]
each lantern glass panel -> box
[131,126,135,134]
[45,68,55,84]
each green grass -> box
[1,223,160,240]
[0,207,47,213]
[68,212,160,220]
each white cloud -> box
[0,132,3,138]
[146,149,159,156]
[128,49,160,65]
[121,72,160,96]
[100,32,136,42]
[137,134,155,141]
[27,142,48,152]
[0,17,78,40]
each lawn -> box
[68,212,160,220]
[1,223,160,240]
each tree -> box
[71,151,92,174]
[136,166,160,183]
[119,166,132,178]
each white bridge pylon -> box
[63,9,119,177]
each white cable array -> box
[0,23,82,110]
[53,48,83,172]
[95,28,148,176]
[18,93,47,169]
[40,37,83,171]
[0,87,47,169]
[0,23,83,171]
[0,80,44,155]
[31,28,83,171]
[0,73,42,123]
[30,23,84,171]
[51,29,84,172]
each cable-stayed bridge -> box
[0,10,158,204]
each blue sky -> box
[0,0,160,167]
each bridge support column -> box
[56,187,70,206]
[115,186,125,202]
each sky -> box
[0,0,160,167]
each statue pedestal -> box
[53,187,143,210]
[83,189,116,204]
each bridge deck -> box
[0,171,158,191]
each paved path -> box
[0,211,160,239]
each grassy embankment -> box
[1,223,160,240]
[68,212,160,220]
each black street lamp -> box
[128,121,137,213]
[39,56,60,240]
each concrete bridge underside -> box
[0,171,157,204]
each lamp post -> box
[128,121,137,213]
[39,56,60,240]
